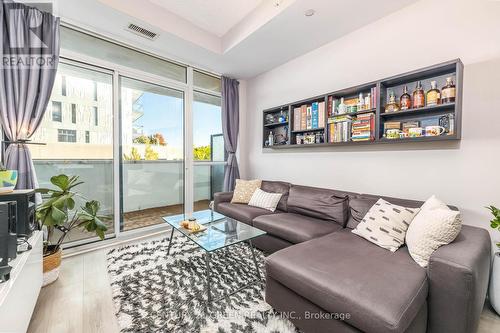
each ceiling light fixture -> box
[304,9,315,17]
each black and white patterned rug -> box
[106,236,298,333]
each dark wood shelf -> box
[380,103,455,118]
[262,59,463,150]
[291,127,325,134]
[264,122,288,127]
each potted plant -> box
[36,174,108,286]
[0,162,18,193]
[487,205,500,314]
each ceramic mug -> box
[386,129,402,139]
[425,126,446,136]
[408,127,424,137]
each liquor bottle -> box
[441,77,456,104]
[268,131,274,146]
[426,81,441,106]
[384,91,400,113]
[413,81,425,108]
[337,97,347,115]
[357,93,364,111]
[400,85,412,110]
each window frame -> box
[52,101,62,122]
[57,129,77,143]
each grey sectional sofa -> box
[213,180,491,333]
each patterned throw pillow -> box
[248,188,283,212]
[352,198,420,252]
[231,179,262,204]
[405,195,462,267]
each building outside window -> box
[58,129,77,142]
[71,104,77,123]
[85,130,90,143]
[61,76,67,96]
[93,82,98,101]
[52,101,62,122]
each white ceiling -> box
[51,0,419,79]
[150,0,264,37]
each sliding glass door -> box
[31,61,115,244]
[119,77,184,231]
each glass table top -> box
[162,209,267,252]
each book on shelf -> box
[318,101,325,128]
[351,112,375,141]
[384,121,401,132]
[293,107,301,131]
[370,87,377,109]
[311,102,319,129]
[306,106,312,129]
[327,96,333,117]
[300,105,307,130]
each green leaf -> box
[51,206,67,225]
[50,174,70,191]
[67,197,76,210]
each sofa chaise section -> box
[266,229,428,333]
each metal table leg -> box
[166,227,174,255]
[249,240,261,281]
[205,252,212,302]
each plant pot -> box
[0,170,17,193]
[490,252,500,315]
[42,247,62,287]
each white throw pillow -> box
[406,195,462,268]
[352,198,420,252]
[248,188,282,212]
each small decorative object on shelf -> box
[278,111,287,123]
[337,97,347,114]
[268,131,274,146]
[385,91,400,113]
[364,93,371,109]
[357,93,364,111]
[426,80,441,106]
[441,77,456,104]
[400,85,412,110]
[425,125,446,136]
[413,81,425,108]
[265,113,275,125]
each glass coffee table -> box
[162,209,267,303]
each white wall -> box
[242,0,500,243]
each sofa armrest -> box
[213,191,233,210]
[426,225,491,333]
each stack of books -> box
[328,115,352,143]
[351,113,375,141]
[293,101,325,131]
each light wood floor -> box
[28,246,500,333]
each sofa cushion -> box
[287,185,350,226]
[231,179,262,204]
[216,202,276,225]
[261,180,291,212]
[266,229,428,333]
[253,213,342,244]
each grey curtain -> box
[221,76,240,191]
[0,1,60,189]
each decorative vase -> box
[0,170,17,193]
[490,252,500,315]
[42,247,62,287]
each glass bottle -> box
[337,97,346,115]
[413,81,425,108]
[426,81,441,106]
[441,77,456,104]
[364,93,371,109]
[357,93,364,111]
[384,91,400,113]
[400,85,412,110]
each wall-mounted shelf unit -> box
[262,59,463,149]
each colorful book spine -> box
[318,101,325,128]
[306,106,312,129]
[293,107,301,131]
[300,105,307,130]
[311,102,319,129]
[327,96,333,117]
